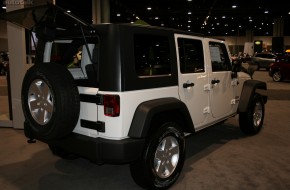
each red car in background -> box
[269,55,290,82]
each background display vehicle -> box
[1,4,268,190]
[250,52,277,70]
[269,55,290,82]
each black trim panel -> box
[81,119,105,132]
[79,94,103,104]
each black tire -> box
[130,122,185,189]
[239,93,265,135]
[21,63,80,139]
[49,144,79,160]
[272,71,282,82]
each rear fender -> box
[128,98,195,138]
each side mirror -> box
[247,64,258,79]
[231,59,241,79]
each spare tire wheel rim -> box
[28,79,54,125]
[253,101,263,127]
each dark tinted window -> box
[134,34,171,77]
[209,42,231,72]
[178,38,204,73]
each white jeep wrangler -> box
[2,4,267,189]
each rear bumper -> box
[24,123,145,164]
[47,133,145,164]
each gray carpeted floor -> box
[1,100,290,190]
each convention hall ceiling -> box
[1,0,290,36]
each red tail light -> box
[103,95,120,117]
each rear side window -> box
[209,42,231,72]
[134,34,171,77]
[177,38,204,73]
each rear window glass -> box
[134,34,171,77]
[50,40,83,68]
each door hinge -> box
[231,79,239,86]
[203,106,210,114]
[204,84,211,91]
[231,99,236,105]
[231,96,240,104]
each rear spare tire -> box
[22,63,80,139]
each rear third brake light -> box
[103,95,120,117]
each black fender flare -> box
[238,80,267,113]
[128,98,195,138]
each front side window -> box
[209,42,231,72]
[134,34,171,77]
[178,38,204,73]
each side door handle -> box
[211,79,220,84]
[183,82,194,88]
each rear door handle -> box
[211,79,220,84]
[183,82,194,88]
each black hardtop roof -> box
[91,23,204,37]
[52,23,206,41]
